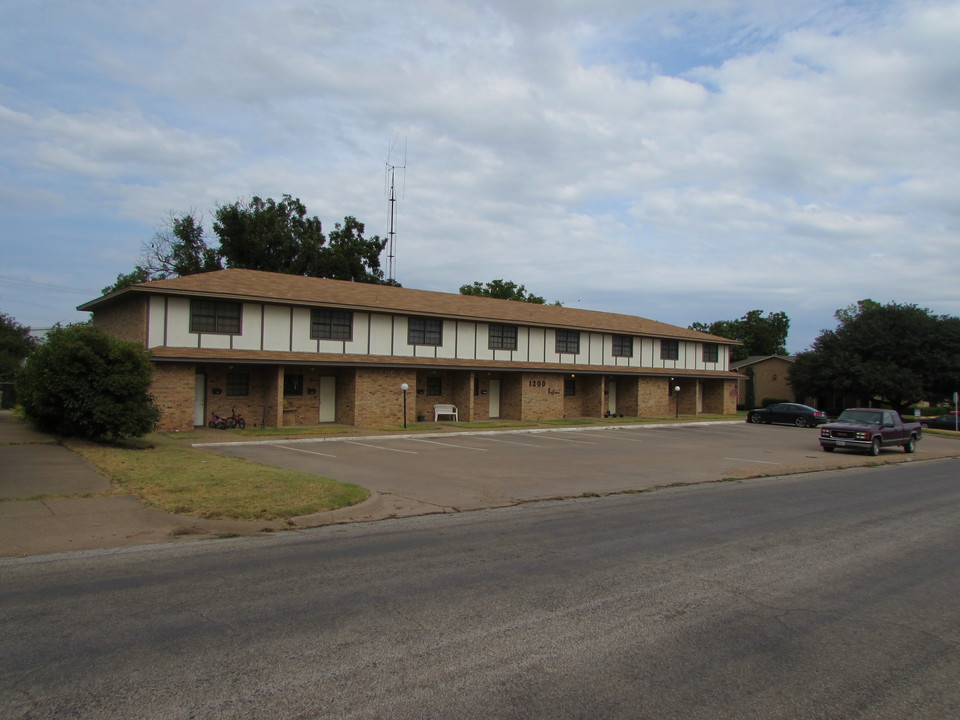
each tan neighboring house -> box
[78,269,744,431]
[730,355,796,408]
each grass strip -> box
[68,438,369,521]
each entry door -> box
[193,373,206,426]
[318,377,336,422]
[488,379,501,418]
[608,380,617,415]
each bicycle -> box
[225,407,246,429]
[208,410,228,430]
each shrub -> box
[17,323,160,441]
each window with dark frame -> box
[226,372,249,397]
[426,377,442,396]
[555,329,580,354]
[702,343,719,363]
[408,317,442,346]
[564,377,576,396]
[190,300,242,334]
[283,373,304,396]
[311,309,353,340]
[488,324,518,350]
[612,334,633,357]
[660,339,680,360]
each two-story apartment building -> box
[78,269,742,431]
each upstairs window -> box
[311,309,353,340]
[488,324,518,350]
[660,339,680,361]
[612,335,633,358]
[408,317,442,346]
[555,329,580,354]
[702,343,719,363]
[190,300,241,334]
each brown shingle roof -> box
[80,269,736,344]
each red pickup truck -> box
[819,408,922,455]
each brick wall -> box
[701,379,738,414]
[519,373,564,421]
[93,298,148,345]
[353,368,417,426]
[150,362,196,431]
[639,377,672,416]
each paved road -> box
[2,459,958,719]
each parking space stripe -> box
[474,436,543,447]
[408,438,488,451]
[535,435,597,444]
[345,440,418,454]
[574,432,646,442]
[267,443,337,458]
[723,457,781,465]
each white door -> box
[608,380,617,415]
[318,376,336,422]
[193,373,206,426]
[488,379,501,418]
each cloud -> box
[0,0,958,352]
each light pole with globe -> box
[674,385,680,418]
[400,383,409,429]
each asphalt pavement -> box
[3,410,959,559]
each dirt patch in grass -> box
[67,436,369,521]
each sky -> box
[2,0,958,353]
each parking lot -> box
[202,422,960,517]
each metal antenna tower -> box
[385,138,406,282]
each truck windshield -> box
[836,410,882,425]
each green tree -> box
[104,196,390,294]
[304,215,387,283]
[0,312,38,408]
[460,279,556,304]
[689,310,790,362]
[17,323,160,440]
[790,300,960,414]
[214,195,324,275]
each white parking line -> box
[723,457,781,465]
[536,435,597,444]
[575,432,645,442]
[345,440,418,454]
[267,443,337,458]
[474,436,543,447]
[408,438,488,451]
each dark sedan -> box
[920,415,959,431]
[747,403,829,428]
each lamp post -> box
[400,383,409,429]
[674,385,680,419]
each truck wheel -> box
[903,437,916,454]
[822,445,834,452]
[869,438,881,456]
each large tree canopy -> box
[689,310,790,362]
[103,196,389,294]
[459,279,559,305]
[790,300,960,414]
